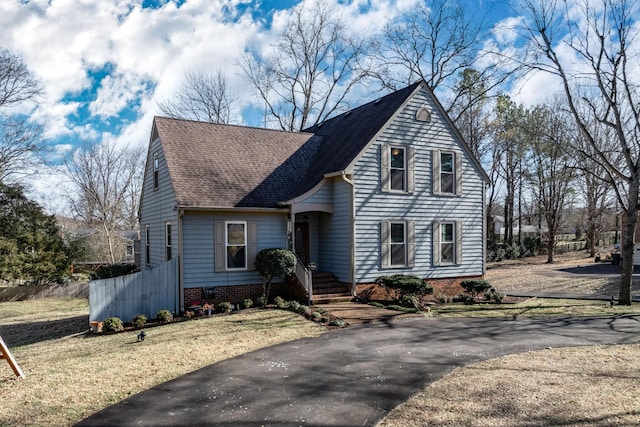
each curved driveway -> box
[77,315,640,427]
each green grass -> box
[0,298,88,320]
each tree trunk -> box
[619,181,639,305]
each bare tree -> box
[373,0,517,121]
[524,105,578,263]
[0,48,45,184]
[518,0,640,304]
[65,141,145,264]
[240,0,370,131]
[157,70,234,124]
[0,48,42,109]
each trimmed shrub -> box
[217,301,231,313]
[310,311,322,322]
[132,314,147,328]
[288,300,301,312]
[328,318,346,327]
[156,309,173,322]
[298,305,311,316]
[242,298,254,309]
[460,279,493,302]
[374,274,433,303]
[254,248,296,303]
[274,296,288,309]
[400,294,420,309]
[256,294,268,307]
[485,288,506,303]
[102,317,123,332]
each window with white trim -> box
[381,220,415,268]
[226,221,247,269]
[153,152,159,189]
[390,146,406,191]
[433,221,463,265]
[165,222,172,261]
[381,144,414,193]
[433,150,462,195]
[145,225,150,265]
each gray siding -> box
[182,211,288,288]
[139,137,179,269]
[297,180,333,207]
[353,86,485,282]
[318,178,352,282]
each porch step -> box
[311,271,352,304]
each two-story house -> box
[139,81,489,310]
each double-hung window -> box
[381,220,415,268]
[153,153,159,189]
[381,144,414,193]
[433,150,462,195]
[390,147,406,191]
[433,221,463,265]
[226,221,247,269]
[165,222,172,261]
[145,225,150,265]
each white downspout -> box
[178,209,184,314]
[340,172,357,296]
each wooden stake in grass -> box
[0,335,25,378]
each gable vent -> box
[416,107,432,122]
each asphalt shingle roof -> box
[153,82,422,209]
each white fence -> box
[89,258,179,323]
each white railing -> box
[293,254,313,305]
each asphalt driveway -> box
[76,315,640,427]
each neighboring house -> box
[139,81,489,310]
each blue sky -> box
[0,0,535,211]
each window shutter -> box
[214,221,225,272]
[381,144,390,192]
[407,146,415,193]
[247,221,258,271]
[381,221,391,268]
[433,221,441,266]
[407,221,415,267]
[455,151,463,195]
[432,149,441,194]
[456,221,463,265]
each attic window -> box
[416,107,431,123]
[153,152,159,189]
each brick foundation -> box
[183,279,307,310]
[355,275,484,303]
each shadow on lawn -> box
[0,315,89,347]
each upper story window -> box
[433,150,462,196]
[440,152,455,194]
[145,225,150,265]
[381,144,414,193]
[390,147,406,191]
[165,222,172,261]
[153,152,159,189]
[226,221,247,270]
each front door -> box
[294,222,310,265]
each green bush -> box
[460,279,493,302]
[91,264,139,280]
[328,318,346,327]
[132,314,147,328]
[156,309,173,322]
[256,294,268,307]
[297,305,311,316]
[254,248,296,302]
[374,274,433,303]
[242,298,254,309]
[386,304,419,313]
[320,315,329,323]
[484,288,506,303]
[310,311,322,322]
[400,294,420,309]
[217,301,232,313]
[288,300,301,312]
[273,296,288,309]
[102,317,123,332]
